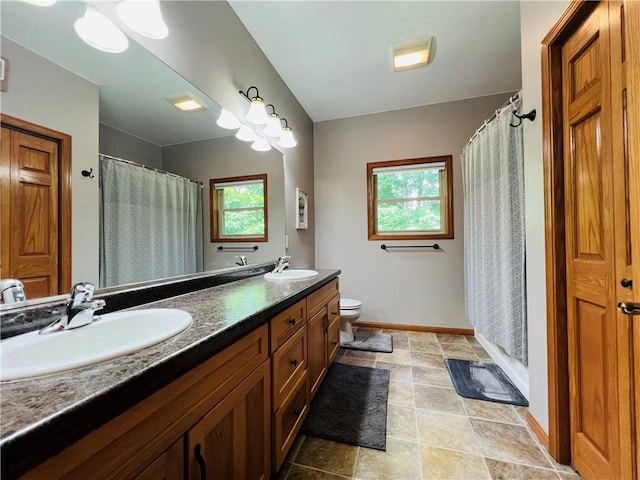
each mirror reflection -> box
[0,1,285,300]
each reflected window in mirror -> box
[210,174,268,242]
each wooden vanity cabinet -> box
[135,440,184,480]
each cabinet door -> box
[327,295,341,363]
[186,361,271,480]
[135,440,184,480]
[307,307,328,399]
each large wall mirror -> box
[1,1,285,302]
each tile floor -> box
[273,327,582,480]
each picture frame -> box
[295,188,308,230]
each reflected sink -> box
[264,269,319,281]
[1,309,192,381]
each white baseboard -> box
[475,333,529,400]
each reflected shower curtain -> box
[99,156,203,287]
[461,97,527,365]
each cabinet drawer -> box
[328,316,341,363]
[273,370,309,472]
[327,294,340,325]
[307,278,339,318]
[270,299,306,352]
[272,326,307,407]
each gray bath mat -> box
[341,332,393,353]
[444,358,529,406]
[302,362,390,450]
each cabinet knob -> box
[332,341,338,345]
[194,444,207,480]
[289,318,296,325]
[293,409,301,418]
[331,311,338,315]
[290,358,298,367]
[621,278,633,288]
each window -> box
[210,174,268,242]
[367,156,453,240]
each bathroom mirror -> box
[0,1,285,298]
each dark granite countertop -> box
[0,269,340,478]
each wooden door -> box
[186,361,270,480]
[135,440,184,480]
[307,306,328,399]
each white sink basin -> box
[264,269,319,281]
[0,309,192,381]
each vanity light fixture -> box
[168,94,207,112]
[277,119,297,148]
[393,36,432,72]
[116,0,169,40]
[235,124,256,142]
[251,136,271,152]
[262,104,284,138]
[74,5,129,54]
[216,109,241,129]
[239,86,269,125]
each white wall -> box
[315,93,512,329]
[163,136,285,270]
[520,0,571,433]
[1,39,100,285]
[99,123,163,169]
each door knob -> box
[621,278,633,288]
[617,302,640,315]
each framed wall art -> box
[296,188,308,230]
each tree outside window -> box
[210,174,268,242]
[367,156,453,240]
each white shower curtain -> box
[99,156,204,287]
[461,97,527,365]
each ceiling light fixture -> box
[251,136,271,152]
[168,95,207,112]
[116,0,169,40]
[216,109,241,129]
[239,86,269,125]
[277,118,297,149]
[74,5,129,54]
[262,104,284,138]
[393,37,432,72]
[235,124,256,142]
[21,0,57,6]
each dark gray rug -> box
[301,362,390,450]
[341,332,393,353]
[445,358,529,406]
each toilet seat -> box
[340,298,361,310]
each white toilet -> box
[339,298,362,344]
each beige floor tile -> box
[286,464,352,480]
[388,381,415,406]
[469,418,552,469]
[558,472,581,479]
[512,405,529,425]
[344,350,378,360]
[473,345,493,360]
[462,398,522,425]
[412,366,454,388]
[354,438,422,479]
[414,384,465,415]
[436,333,469,345]
[409,340,442,354]
[407,331,438,342]
[464,335,482,346]
[374,362,413,382]
[382,328,408,337]
[416,410,482,454]
[295,436,358,477]
[286,434,307,462]
[421,445,491,480]
[387,404,418,441]
[484,458,560,479]
[440,344,480,360]
[392,337,410,350]
[376,349,412,365]
[411,351,446,368]
[337,357,376,368]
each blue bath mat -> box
[444,358,528,406]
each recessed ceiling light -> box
[393,37,432,72]
[168,95,207,112]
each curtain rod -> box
[99,153,203,186]
[463,91,520,151]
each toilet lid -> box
[340,298,361,309]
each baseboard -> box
[526,411,550,450]
[356,321,474,336]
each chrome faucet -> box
[272,256,291,274]
[40,282,106,334]
[235,255,249,266]
[0,279,26,304]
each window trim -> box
[210,173,268,242]
[367,156,454,240]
